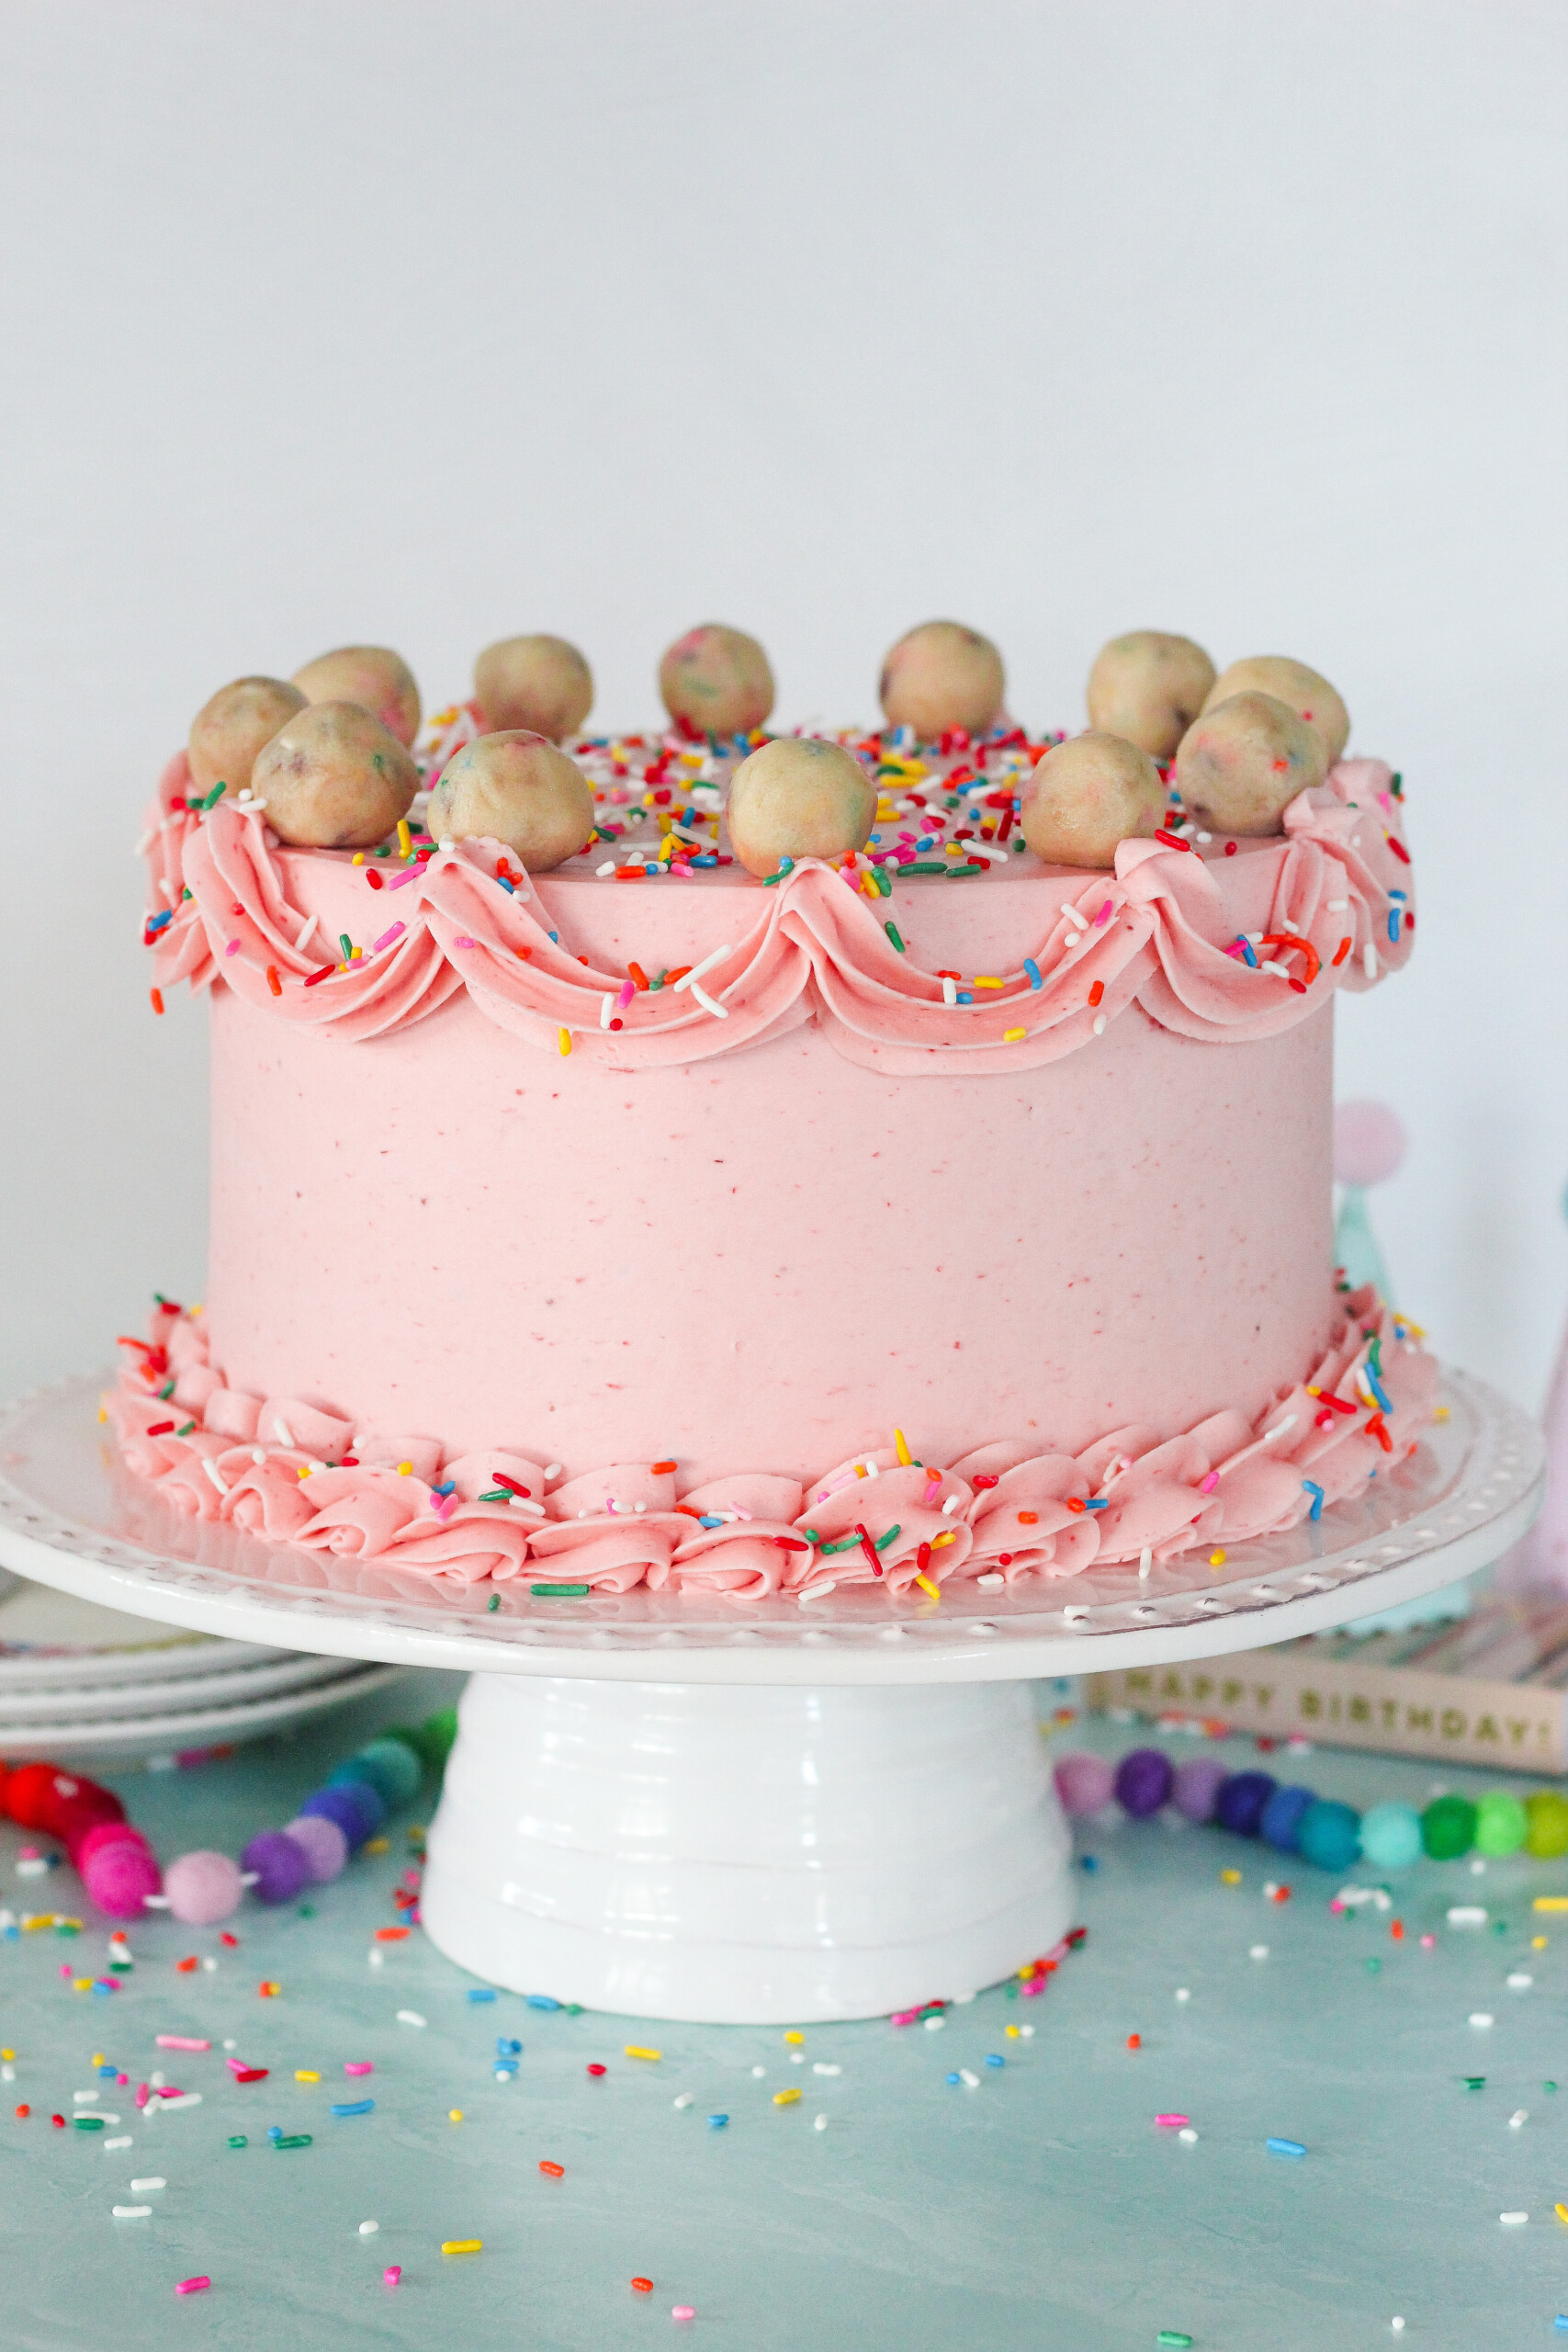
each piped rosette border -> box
[140,752,1414,1074]
[106,1291,1438,1606]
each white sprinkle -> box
[1263,1416,1298,1443]
[368,1949,384,1968]
[798,1581,837,1601]
[1448,1905,1487,1926]
[1392,2322,1404,2335]
[790,2051,805,2064]
[296,912,319,952]
[146,2093,199,2113]
[545,1464,561,1479]
[1139,1547,1153,1580]
[1175,1988,1190,2002]
[942,976,957,1007]
[1326,898,1348,911]
[130,2176,165,2191]
[1470,2013,1495,2029]
[672,943,730,992]
[397,2009,427,2028]
[750,2064,767,2078]
[1510,2109,1528,2129]
[1059,901,1084,925]
[1179,2127,1199,2143]
[358,2219,379,2235]
[941,1495,960,1515]
[923,2015,945,2032]
[959,2069,980,2088]
[74,2089,104,2103]
[689,979,728,1020]
[600,994,613,1030]
[272,1417,295,1447]
[112,2205,152,2220]
[814,2113,829,2132]
[134,829,155,857]
[103,2136,132,2151]
[813,2064,841,2076]
[1507,1973,1533,1990]
[673,2093,694,2109]
[596,860,616,876]
[1091,1013,1106,1035]
[1363,943,1379,979]
[240,797,267,816]
[975,1572,1004,1589]
[1250,1945,1269,1961]
[1500,2210,1528,2225]
[200,1457,229,1497]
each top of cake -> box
[143,620,1413,1071]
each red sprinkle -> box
[146,1421,175,1437]
[149,989,164,1015]
[1154,831,1190,852]
[1088,980,1104,1007]
[490,1473,532,1498]
[14,2104,28,2119]
[366,869,384,890]
[303,964,334,989]
[265,965,281,996]
[539,2159,565,2177]
[587,2064,606,2077]
[854,1522,884,1578]
[1126,2034,1141,2051]
[632,2278,654,2293]
[1386,834,1411,864]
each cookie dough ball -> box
[427,731,594,871]
[1202,656,1348,768]
[659,625,774,738]
[473,634,593,741]
[188,675,307,799]
[1020,732,1166,869]
[1174,692,1328,834]
[291,645,422,747]
[725,736,875,878]
[1085,632,1215,762]
[253,702,420,850]
[879,620,1005,740]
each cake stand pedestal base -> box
[419,1673,1073,2023]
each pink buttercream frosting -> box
[141,752,1413,1072]
[107,1293,1437,1601]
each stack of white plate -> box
[0,1573,403,1765]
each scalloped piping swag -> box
[141,758,1413,1073]
[107,1292,1437,1602]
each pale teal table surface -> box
[4,1668,1568,2351]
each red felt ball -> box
[51,1790,130,1863]
[6,1764,124,1848]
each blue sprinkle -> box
[707,2113,728,2129]
[330,2098,375,2117]
[496,2037,522,2055]
[493,2062,517,2077]
[547,931,559,944]
[266,2126,282,2142]
[525,1995,561,2011]
[146,909,175,934]
[1302,1480,1325,1522]
[97,2064,117,2077]
[1553,2318,1568,2332]
[945,2073,961,2086]
[1267,2137,1307,2157]
[467,1987,498,2003]
[433,1480,457,1498]
[1023,957,1043,989]
[956,990,974,1005]
[698,1514,724,1530]
[985,2054,1004,2068]
[1082,1498,1109,1510]
[1080,1854,1099,1871]
[498,876,515,893]
[1387,912,1399,944]
[1365,1368,1392,1412]
[1238,936,1258,967]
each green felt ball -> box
[1421,1794,1476,1860]
[1526,1790,1568,1859]
[1473,1792,1529,1856]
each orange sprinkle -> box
[1391,1919,1404,1940]
[627,962,649,990]
[150,988,164,1015]
[650,1459,677,1476]
[538,2159,565,2177]
[1017,1510,1039,1525]
[1331,935,1352,967]
[632,2278,654,2293]
[265,965,281,997]
[1126,2033,1141,2051]
[258,1980,281,1997]
[373,1928,411,1943]
[175,1956,198,1973]
[15,2104,29,2119]
[1088,979,1104,1006]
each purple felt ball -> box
[1114,1747,1175,1818]
[1054,1752,1115,1816]
[1172,1756,1228,1825]
[299,1781,380,1849]
[79,1826,162,1920]
[164,1849,245,1926]
[283,1813,349,1883]
[242,1829,312,1905]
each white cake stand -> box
[0,1370,1542,2023]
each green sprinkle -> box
[1464,2075,1486,2090]
[339,933,353,961]
[372,752,384,774]
[200,780,228,810]
[1546,2080,1558,2093]
[1364,1956,1381,1973]
[273,2132,312,2150]
[884,922,905,953]
[479,1488,511,1503]
[652,969,668,990]
[298,1902,316,1917]
[945,863,984,878]
[907,862,947,875]
[487,1593,501,1611]
[228,2134,248,2149]
[175,1420,196,1438]
[158,1379,175,1400]
[55,1921,79,1938]
[874,1523,900,1550]
[73,2116,104,2131]
[799,1529,820,1544]
[818,1534,863,1556]
[375,844,391,857]
[530,1583,590,1599]
[1156,2335,1194,2349]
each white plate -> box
[0,1645,373,1725]
[0,1577,288,1690]
[0,1659,410,1763]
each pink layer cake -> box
[113,673,1432,1603]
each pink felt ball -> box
[1334,1099,1406,1188]
[1054,1752,1115,1815]
[283,1813,349,1883]
[80,1826,162,1921]
[164,1849,245,1926]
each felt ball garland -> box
[1056,1746,1568,1872]
[0,1706,456,1924]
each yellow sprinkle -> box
[441,2238,482,2255]
[259,1981,281,1996]
[1221,1868,1242,1886]
[190,1304,202,1317]
[625,2044,661,2063]
[784,2030,805,2044]
[1005,2025,1020,2039]
[773,2087,802,2106]
[98,1404,107,1424]
[974,977,1004,989]
[352,852,365,865]
[1431,1406,1450,1421]
[558,1027,571,1057]
[931,1531,956,1548]
[448,2109,464,2122]
[1534,1897,1568,1912]
[364,1838,389,1856]
[296,1465,310,1480]
[1558,2203,1568,2226]
[1004,1027,1026,1043]
[397,1462,412,1476]
[396,820,412,857]
[894,1428,912,1466]
[914,1573,941,1600]
[295,2069,321,2082]
[1533,1935,1548,1949]
[22,1916,56,1932]
[73,1977,93,1993]
[1210,1550,1226,1567]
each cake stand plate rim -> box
[0,1368,1542,1686]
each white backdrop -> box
[2,1,1564,1416]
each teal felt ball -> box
[346,1738,423,1809]
[1295,1799,1361,1872]
[1358,1801,1423,1870]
